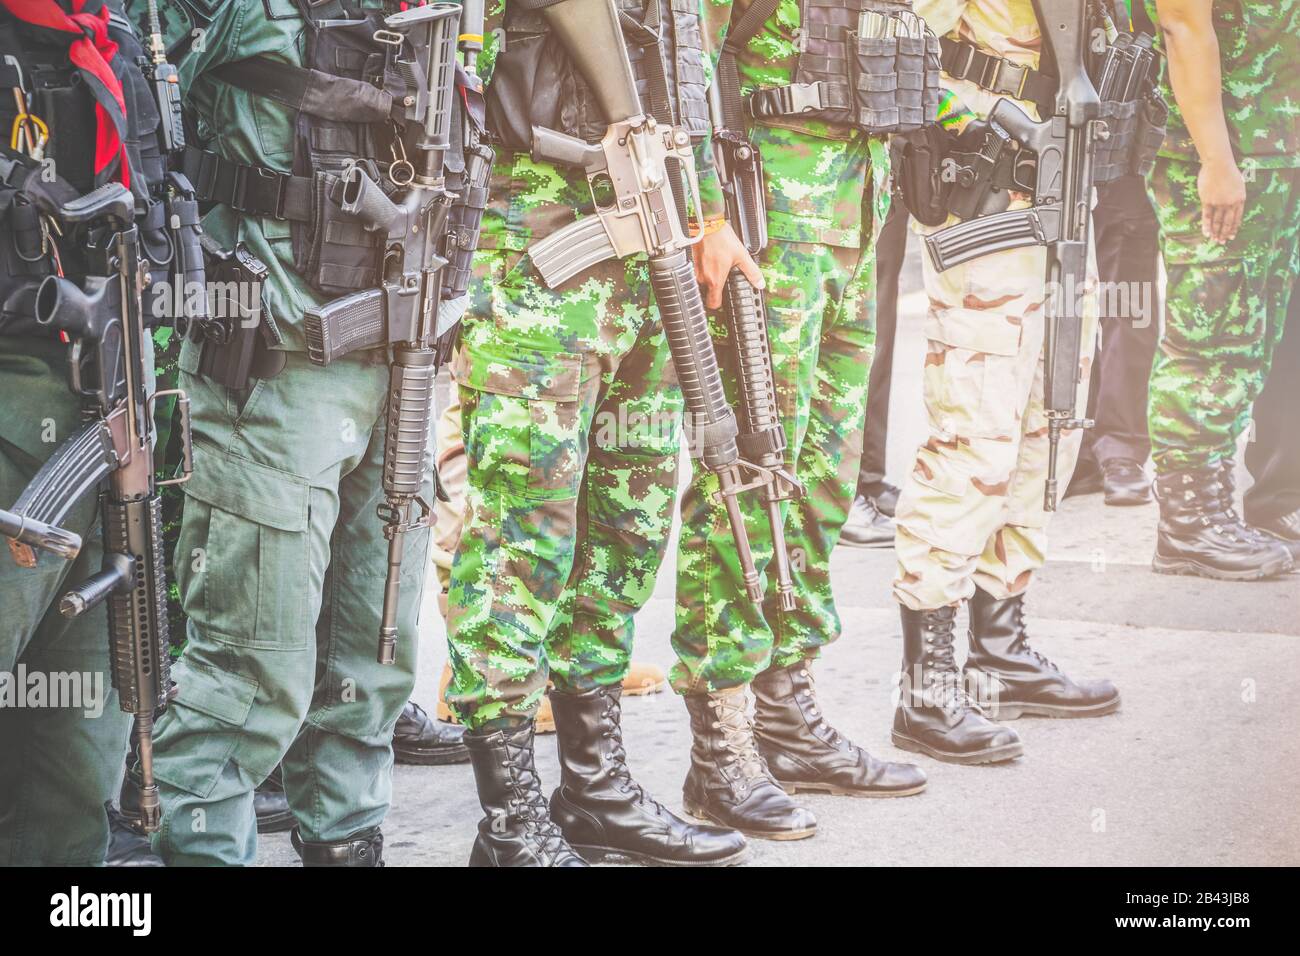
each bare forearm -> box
[1156,0,1235,168]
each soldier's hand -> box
[1197,159,1246,244]
[693,222,765,311]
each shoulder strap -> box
[716,0,782,130]
[209,56,393,123]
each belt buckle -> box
[785,82,825,114]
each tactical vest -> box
[486,0,710,151]
[0,7,168,336]
[741,0,941,134]
[181,0,441,298]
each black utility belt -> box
[938,37,1055,110]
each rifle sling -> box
[716,0,782,133]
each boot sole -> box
[775,779,926,798]
[394,747,472,766]
[890,731,1023,766]
[682,800,817,842]
[989,696,1122,720]
[255,810,296,834]
[571,843,750,868]
[838,537,895,550]
[1152,553,1292,581]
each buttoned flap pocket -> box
[177,442,312,648]
[1161,258,1262,353]
[152,659,259,800]
[453,341,586,499]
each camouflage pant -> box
[669,240,876,693]
[1148,161,1300,473]
[894,221,1097,610]
[445,252,682,730]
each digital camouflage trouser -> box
[0,342,132,866]
[445,252,683,730]
[147,342,431,865]
[669,239,877,693]
[1147,161,1300,474]
[893,219,1097,611]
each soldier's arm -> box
[1155,0,1244,243]
[913,0,968,41]
[691,0,764,309]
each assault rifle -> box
[0,183,194,833]
[302,3,461,664]
[923,0,1103,510]
[707,79,802,611]
[525,0,765,605]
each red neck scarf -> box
[1,0,130,187]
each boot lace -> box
[597,696,665,812]
[501,736,570,861]
[922,617,984,718]
[1011,601,1059,672]
[710,692,767,782]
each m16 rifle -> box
[301,3,461,664]
[0,182,194,833]
[524,0,765,606]
[923,0,1103,511]
[707,77,802,611]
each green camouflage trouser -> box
[148,343,430,865]
[1148,161,1300,473]
[669,239,876,693]
[445,252,683,730]
[0,341,132,866]
[894,219,1097,610]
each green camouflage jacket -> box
[705,0,889,248]
[1145,0,1300,168]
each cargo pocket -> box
[452,340,586,500]
[1162,258,1261,355]
[923,305,1024,442]
[152,659,258,799]
[178,442,312,648]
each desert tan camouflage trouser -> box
[893,221,1097,610]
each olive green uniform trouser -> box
[0,342,132,866]
[147,343,432,866]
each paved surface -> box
[258,233,1300,867]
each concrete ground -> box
[258,233,1300,867]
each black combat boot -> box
[254,764,294,834]
[1153,465,1293,580]
[464,722,587,867]
[291,827,384,867]
[548,686,748,866]
[393,699,470,765]
[966,588,1121,719]
[682,687,817,841]
[892,605,1023,765]
[753,661,926,797]
[104,801,164,867]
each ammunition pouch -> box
[1090,28,1167,184]
[741,0,941,135]
[190,236,284,391]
